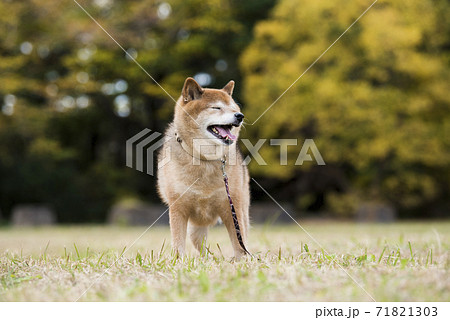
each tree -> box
[0,0,276,222]
[240,0,450,217]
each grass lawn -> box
[0,221,448,301]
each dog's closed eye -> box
[211,106,221,110]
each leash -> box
[221,156,252,257]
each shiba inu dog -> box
[157,77,250,259]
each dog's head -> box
[174,77,244,156]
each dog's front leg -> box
[169,205,188,257]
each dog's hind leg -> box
[188,223,208,255]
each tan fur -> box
[157,78,250,259]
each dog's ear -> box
[222,80,235,96]
[182,77,204,102]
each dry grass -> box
[0,221,448,301]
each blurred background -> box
[0,0,448,225]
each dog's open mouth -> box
[207,124,237,144]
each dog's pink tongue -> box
[215,126,236,140]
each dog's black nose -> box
[234,112,244,122]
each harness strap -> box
[221,157,252,256]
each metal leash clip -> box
[220,156,227,178]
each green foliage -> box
[0,0,276,222]
[0,0,448,220]
[240,0,450,216]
